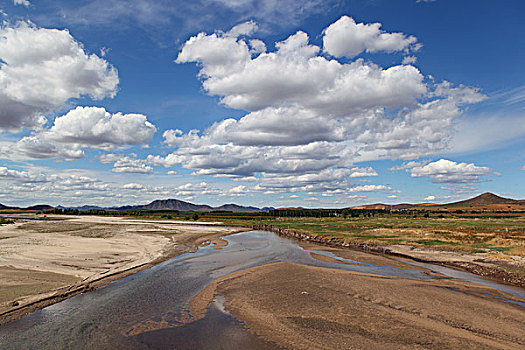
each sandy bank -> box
[0,215,247,324]
[194,261,525,349]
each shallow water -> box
[0,230,523,349]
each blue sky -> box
[0,0,524,208]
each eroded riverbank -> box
[253,224,525,287]
[0,230,523,349]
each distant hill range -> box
[54,199,273,213]
[111,199,273,213]
[351,192,525,211]
[1,192,523,213]
[0,204,54,211]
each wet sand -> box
[299,241,427,270]
[0,215,247,324]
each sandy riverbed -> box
[193,260,525,349]
[0,215,247,324]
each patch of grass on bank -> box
[0,217,15,225]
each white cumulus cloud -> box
[6,106,156,160]
[0,22,119,131]
[12,135,85,160]
[46,106,156,148]
[13,0,30,7]
[100,153,153,174]
[322,16,419,58]
[121,183,145,190]
[411,159,492,183]
[348,185,392,192]
[147,18,485,195]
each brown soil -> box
[195,262,525,349]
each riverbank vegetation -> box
[36,208,525,258]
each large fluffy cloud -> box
[176,28,425,112]
[5,107,156,160]
[0,22,119,131]
[410,159,492,183]
[46,106,156,148]
[148,17,485,195]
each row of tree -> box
[267,208,385,218]
[44,207,516,219]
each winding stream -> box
[0,230,523,349]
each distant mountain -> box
[0,203,54,211]
[25,205,54,211]
[215,204,260,213]
[76,205,103,211]
[112,199,264,213]
[141,199,213,212]
[1,199,263,213]
[3,192,523,214]
[350,192,524,211]
[442,192,521,207]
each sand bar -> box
[0,215,247,324]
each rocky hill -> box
[113,199,265,213]
[442,192,520,207]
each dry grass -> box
[211,215,525,257]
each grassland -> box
[194,214,525,258]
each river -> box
[0,230,523,349]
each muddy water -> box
[0,230,523,349]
